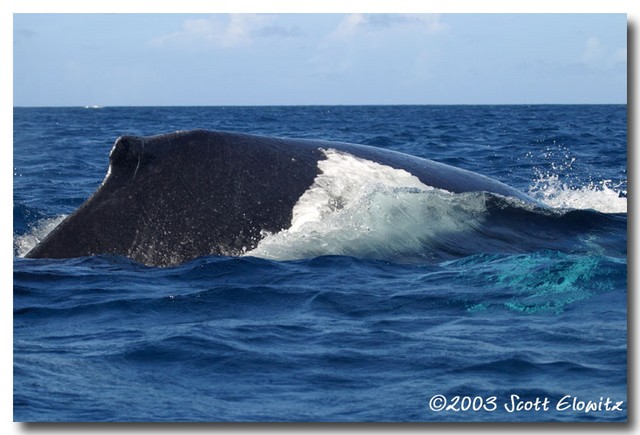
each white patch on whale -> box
[289,148,434,231]
[247,149,490,261]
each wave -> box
[14,248,625,319]
[247,189,625,263]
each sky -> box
[13,13,627,106]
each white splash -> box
[15,215,67,257]
[529,175,627,214]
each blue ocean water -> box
[13,105,627,422]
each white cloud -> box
[151,14,298,48]
[582,36,626,70]
[224,14,271,46]
[609,47,627,67]
[311,14,447,79]
[330,13,448,39]
[332,13,366,38]
[582,37,606,67]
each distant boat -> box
[83,105,103,109]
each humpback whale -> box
[26,130,538,266]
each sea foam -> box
[529,175,627,214]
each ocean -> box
[13,105,627,422]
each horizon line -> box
[13,102,628,109]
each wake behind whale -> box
[24,130,620,267]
